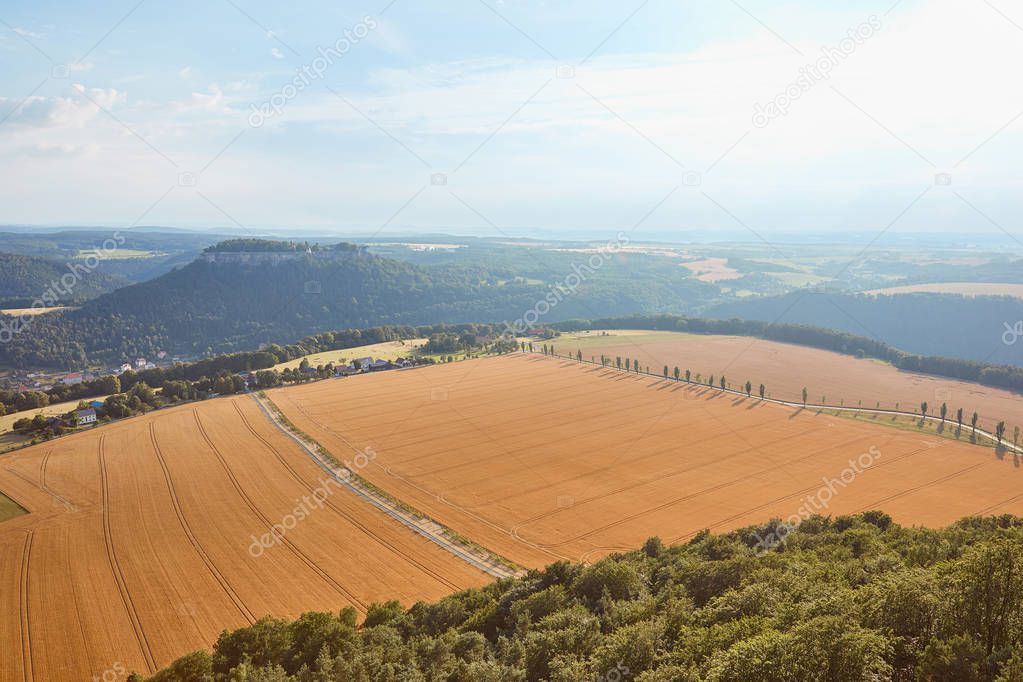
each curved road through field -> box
[250,393,523,580]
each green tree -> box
[921,401,928,417]
[673,366,680,381]
[995,421,1006,444]
[941,539,1023,656]
[940,402,947,423]
[720,376,727,390]
[956,407,964,430]
[972,411,979,434]
[685,369,691,382]
[759,383,765,399]
[802,387,808,405]
[745,381,752,397]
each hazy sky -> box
[1,0,1021,239]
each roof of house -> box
[73,408,96,418]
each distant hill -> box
[0,241,542,367]
[0,239,722,369]
[0,252,127,306]
[708,291,1023,367]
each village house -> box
[352,357,374,371]
[73,408,97,426]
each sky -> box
[0,0,1021,240]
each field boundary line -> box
[250,392,524,580]
[532,351,1022,456]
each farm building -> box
[72,408,97,426]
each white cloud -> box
[12,27,44,40]
[179,66,192,79]
[173,84,228,113]
[270,47,284,59]
[1,86,123,129]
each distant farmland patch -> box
[0,306,76,316]
[865,282,1023,299]
[681,257,741,282]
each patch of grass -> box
[822,408,1002,451]
[0,491,27,522]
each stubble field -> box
[272,353,1023,570]
[0,397,488,681]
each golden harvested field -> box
[549,330,1021,433]
[0,397,488,681]
[865,282,1023,299]
[680,257,740,282]
[272,353,1023,570]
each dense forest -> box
[139,513,1023,681]
[0,252,127,306]
[708,292,1023,367]
[552,315,1023,392]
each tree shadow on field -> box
[995,444,1008,461]
[789,407,806,420]
[746,400,762,410]
[732,396,747,407]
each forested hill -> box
[0,244,546,368]
[708,291,1023,367]
[142,514,1023,682]
[0,252,127,306]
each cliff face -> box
[201,250,362,265]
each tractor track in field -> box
[19,530,33,682]
[191,409,369,613]
[99,436,156,673]
[149,422,256,624]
